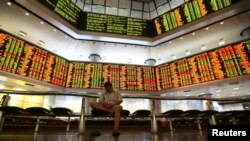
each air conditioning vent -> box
[183,90,191,92]
[229,82,239,85]
[25,83,34,87]
[198,93,212,97]
[18,31,27,36]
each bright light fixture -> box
[219,38,225,46]
[18,31,27,36]
[185,50,191,55]
[171,54,176,59]
[201,44,207,50]
[38,40,45,45]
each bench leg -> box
[35,118,40,133]
[79,97,86,135]
[211,115,217,125]
[197,119,202,130]
[0,112,5,132]
[66,117,71,132]
[169,119,173,131]
[78,110,86,134]
[151,100,158,133]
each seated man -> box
[90,82,123,137]
[206,100,214,110]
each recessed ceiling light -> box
[232,91,237,94]
[219,38,225,46]
[233,87,239,90]
[201,44,207,50]
[53,29,57,32]
[185,50,191,55]
[220,21,224,25]
[98,92,102,94]
[192,32,196,35]
[40,21,44,24]
[205,27,209,30]
[215,89,221,93]
[65,35,68,38]
[18,31,27,36]
[7,2,11,6]
[171,54,176,59]
[200,92,205,95]
[169,41,172,44]
[25,12,29,16]
[186,95,190,96]
[52,49,57,53]
[38,40,45,45]
[180,37,183,40]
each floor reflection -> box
[152,134,158,141]
[0,130,207,141]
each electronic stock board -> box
[38,0,152,37]
[154,0,241,35]
[156,40,250,90]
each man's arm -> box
[112,100,123,106]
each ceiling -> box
[0,0,250,98]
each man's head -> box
[104,82,113,93]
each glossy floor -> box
[0,129,207,141]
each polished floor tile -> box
[0,130,207,141]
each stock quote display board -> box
[154,0,241,35]
[38,0,84,28]
[38,0,241,37]
[38,0,152,37]
[0,31,68,87]
[66,62,156,91]
[156,40,250,90]
[84,13,151,36]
